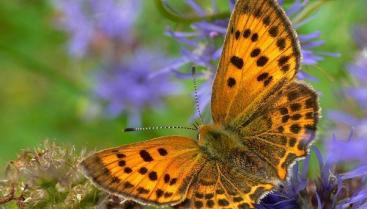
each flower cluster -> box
[258,146,367,209]
[54,0,181,126]
[323,24,367,208]
[54,0,141,57]
[0,141,94,208]
[93,49,182,126]
[0,141,143,209]
[258,147,339,209]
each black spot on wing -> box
[124,181,134,189]
[230,56,244,69]
[139,150,153,162]
[269,26,279,37]
[291,114,302,120]
[124,167,132,173]
[243,29,251,38]
[148,171,157,181]
[116,153,126,158]
[264,76,273,86]
[250,48,261,57]
[257,72,269,81]
[277,38,286,50]
[164,192,173,198]
[290,103,301,111]
[257,56,269,67]
[158,148,168,156]
[138,167,148,175]
[227,77,236,88]
[206,199,214,208]
[263,16,271,25]
[282,115,290,123]
[235,30,241,40]
[290,124,301,134]
[278,56,290,67]
[279,107,288,115]
[169,178,177,185]
[118,160,125,167]
[251,33,259,42]
[194,200,203,208]
[156,189,164,198]
[137,187,150,194]
[164,174,170,183]
[218,199,229,206]
[289,138,297,147]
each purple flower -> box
[257,147,336,209]
[326,129,367,165]
[162,0,332,118]
[54,1,182,126]
[257,160,309,209]
[54,0,141,57]
[258,146,367,209]
[325,134,367,208]
[339,187,367,209]
[346,52,367,109]
[326,25,367,165]
[322,24,367,209]
[93,49,182,126]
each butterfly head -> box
[198,124,220,144]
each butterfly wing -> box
[174,161,274,209]
[80,136,204,206]
[209,0,319,205]
[211,0,301,124]
[237,81,319,180]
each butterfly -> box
[80,0,319,208]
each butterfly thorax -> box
[198,124,243,160]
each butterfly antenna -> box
[124,125,197,132]
[192,66,204,124]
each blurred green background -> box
[0,0,366,170]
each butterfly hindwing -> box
[267,82,318,179]
[80,136,204,206]
[174,161,274,209]
[238,82,319,180]
[211,0,301,124]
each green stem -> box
[292,0,329,25]
[154,0,230,23]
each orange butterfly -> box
[80,0,319,208]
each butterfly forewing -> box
[80,136,204,206]
[211,0,301,124]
